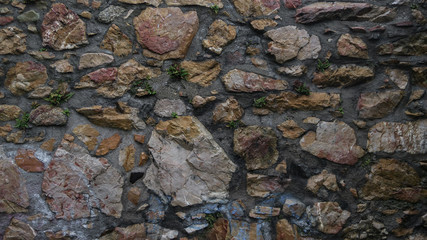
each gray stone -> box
[98,6,126,23]
[357,90,404,119]
[154,99,186,117]
[79,53,114,69]
[17,10,39,22]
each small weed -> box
[31,101,40,109]
[39,47,47,52]
[293,80,310,96]
[411,4,418,9]
[44,90,74,106]
[317,59,331,72]
[210,4,220,14]
[205,212,223,229]
[338,107,344,114]
[130,76,156,96]
[167,64,189,81]
[15,113,30,130]
[226,120,240,129]
[361,154,373,169]
[171,112,178,118]
[63,108,70,117]
[253,97,267,108]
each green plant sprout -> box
[63,108,70,117]
[171,112,178,118]
[15,113,30,130]
[226,120,240,129]
[317,59,331,72]
[44,90,74,106]
[130,76,156,95]
[253,97,267,108]
[167,64,189,80]
[205,212,223,229]
[293,80,310,96]
[210,4,220,14]
[31,101,40,109]
[338,107,344,114]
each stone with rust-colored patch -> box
[139,152,149,166]
[41,138,56,152]
[313,65,374,88]
[222,69,288,92]
[180,60,220,87]
[15,149,44,172]
[276,219,300,240]
[247,173,286,197]
[337,33,369,59]
[264,92,340,112]
[0,105,22,121]
[29,105,68,126]
[96,133,121,156]
[0,27,26,55]
[72,124,100,151]
[5,61,48,96]
[357,90,404,119]
[202,19,236,55]
[212,97,244,123]
[119,144,135,172]
[232,0,280,17]
[100,24,132,57]
[134,134,145,144]
[277,120,305,139]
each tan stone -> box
[134,134,145,144]
[265,92,340,112]
[212,97,244,123]
[79,53,114,69]
[222,69,288,92]
[96,133,121,156]
[5,61,48,96]
[50,59,74,73]
[313,65,374,88]
[0,105,22,121]
[119,144,135,172]
[15,149,44,172]
[72,124,100,151]
[337,33,369,59]
[202,19,236,54]
[119,0,162,7]
[180,60,221,87]
[3,218,36,240]
[139,152,149,166]
[41,138,56,152]
[232,0,280,17]
[251,19,277,31]
[127,187,141,206]
[100,24,132,57]
[276,219,300,240]
[165,0,223,8]
[277,120,305,139]
[307,170,338,194]
[0,27,26,54]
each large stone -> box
[202,19,236,54]
[180,60,221,87]
[75,67,118,89]
[97,5,125,23]
[79,53,114,69]
[100,24,132,57]
[313,65,374,88]
[29,105,67,126]
[0,26,26,54]
[0,148,30,213]
[72,124,100,151]
[367,120,426,154]
[0,105,22,121]
[357,90,404,119]
[212,97,244,123]
[96,133,121,156]
[166,0,223,8]
[247,173,284,197]
[76,102,146,130]
[276,219,300,240]
[143,116,236,206]
[337,33,369,59]
[295,2,396,24]
[300,121,365,165]
[119,144,135,172]
[232,0,280,17]
[234,126,278,170]
[15,149,44,172]
[265,26,321,63]
[99,223,178,240]
[307,202,351,234]
[118,0,162,7]
[154,99,186,117]
[206,218,229,240]
[3,218,36,240]
[42,139,124,219]
[377,32,427,56]
[307,170,339,194]
[264,92,340,112]
[277,65,307,77]
[277,120,305,139]
[361,158,423,203]
[222,69,288,92]
[5,61,48,96]
[133,7,199,60]
[41,3,88,50]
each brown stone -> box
[212,97,244,123]
[41,138,56,152]
[232,0,280,17]
[378,32,427,56]
[412,67,427,88]
[180,60,221,87]
[202,19,236,54]
[307,170,338,194]
[127,187,141,206]
[72,124,100,151]
[251,19,277,31]
[29,105,67,126]
[249,206,280,219]
[385,68,408,89]
[247,173,285,197]
[134,7,199,60]
[134,134,145,144]
[191,95,216,108]
[28,50,55,60]
[277,65,307,77]
[3,218,36,240]
[307,202,351,234]
[357,90,404,119]
[337,33,369,59]
[0,124,12,138]
[139,152,149,166]
[165,0,223,8]
[78,53,114,69]
[0,26,26,54]
[313,65,374,88]
[119,144,135,172]
[15,149,44,172]
[277,120,305,139]
[276,219,300,240]
[0,105,22,121]
[222,69,288,92]
[100,24,132,57]
[5,61,48,96]
[265,92,340,112]
[96,133,121,156]
[207,218,229,240]
[119,0,162,7]
[228,220,264,239]
[50,59,74,73]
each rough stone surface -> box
[212,97,244,123]
[15,149,44,172]
[96,133,121,156]
[133,7,198,60]
[98,5,125,23]
[50,59,74,73]
[29,105,68,126]
[412,67,427,88]
[119,144,135,172]
[0,105,22,121]
[79,53,114,69]
[191,95,216,108]
[165,0,223,8]
[232,0,280,17]
[250,19,277,31]
[343,217,388,240]
[222,69,288,92]
[249,206,280,219]
[5,61,48,96]
[72,124,100,151]
[202,19,236,54]
[143,116,236,206]
[337,33,369,59]
[154,99,186,117]
[118,0,162,7]
[17,10,39,22]
[361,158,422,203]
[3,218,36,240]
[378,32,427,56]
[265,92,340,112]
[0,27,26,55]
[100,24,132,57]
[300,121,365,165]
[41,3,88,50]
[277,65,307,77]
[307,202,351,234]
[277,120,305,139]
[385,68,408,89]
[276,219,300,240]
[180,60,221,87]
[357,90,404,119]
[246,173,284,197]
[313,65,375,88]
[307,170,339,194]
[367,120,426,154]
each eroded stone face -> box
[143,116,236,207]
[313,65,374,88]
[100,24,132,57]
[246,173,285,197]
[265,92,340,112]
[165,0,223,8]
[29,105,68,126]
[118,0,163,7]
[5,61,48,96]
[41,3,88,50]
[180,60,220,87]
[232,0,280,17]
[202,19,236,54]
[300,121,365,165]
[212,97,244,123]
[0,105,22,121]
[222,69,288,92]
[0,26,26,54]
[3,218,36,240]
[357,90,404,119]
[133,7,199,60]
[378,32,427,56]
[337,33,369,59]
[307,202,351,234]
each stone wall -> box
[0,0,426,239]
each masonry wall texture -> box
[0,0,426,239]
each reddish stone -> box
[134,134,145,144]
[15,149,44,172]
[0,16,13,25]
[284,0,301,9]
[368,25,386,32]
[87,68,118,84]
[96,133,121,156]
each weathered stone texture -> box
[222,69,288,92]
[202,19,236,54]
[0,26,26,54]
[265,92,340,112]
[212,97,244,123]
[100,24,132,57]
[307,202,351,234]
[232,0,280,17]
[357,90,404,119]
[180,60,221,87]
[5,61,48,96]
[313,65,374,88]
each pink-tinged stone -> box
[75,67,118,89]
[15,149,44,172]
[41,3,88,50]
[0,148,30,213]
[0,27,26,55]
[284,0,301,9]
[300,121,365,165]
[247,173,286,197]
[5,61,48,96]
[367,120,426,154]
[232,0,280,17]
[29,105,68,126]
[0,16,13,25]
[133,7,199,60]
[337,33,369,59]
[307,202,351,234]
[222,69,288,92]
[212,97,244,123]
[357,90,404,119]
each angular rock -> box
[50,59,74,73]
[378,32,427,56]
[277,120,305,139]
[99,223,178,240]
[367,120,426,154]
[28,86,52,99]
[119,144,135,172]
[118,0,162,7]
[276,219,300,240]
[202,19,236,54]
[100,24,132,57]
[76,102,146,130]
[206,218,229,240]
[357,90,404,119]
[222,69,288,92]
[42,140,124,219]
[5,61,48,96]
[0,105,22,121]
[41,3,88,50]
[154,99,186,117]
[250,19,277,31]
[234,126,278,170]
[0,16,14,26]
[28,50,55,60]
[361,159,422,203]
[41,138,56,152]
[232,0,280,17]
[0,124,12,138]
[75,67,118,89]
[166,0,223,8]
[385,68,408,89]
[229,220,264,239]
[133,7,199,60]
[313,65,374,88]
[0,148,30,213]
[282,198,305,218]
[307,170,338,194]
[72,124,100,151]
[15,149,44,172]
[212,97,244,123]
[277,65,307,77]
[295,2,396,24]
[79,53,114,69]
[0,27,26,54]
[284,0,301,9]
[300,121,365,165]
[249,206,280,219]
[192,95,216,108]
[265,92,340,112]
[412,67,427,88]
[307,202,351,234]
[343,217,388,240]
[3,218,36,240]
[17,10,39,22]
[127,187,141,206]
[29,105,67,126]
[143,116,237,206]
[180,60,221,87]
[97,5,125,23]
[337,33,369,59]
[96,133,121,156]
[265,26,321,63]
